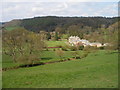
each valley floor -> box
[2,50,118,88]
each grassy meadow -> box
[46,40,67,47]
[5,26,21,31]
[2,38,118,89]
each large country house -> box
[68,36,108,47]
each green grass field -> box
[2,50,118,88]
[2,40,69,68]
[46,40,67,47]
[5,26,22,31]
[2,50,83,68]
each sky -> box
[0,0,119,22]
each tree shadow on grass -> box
[41,57,52,60]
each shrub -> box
[55,49,64,60]
[78,45,84,50]
[61,46,68,51]
[81,51,89,58]
[99,46,104,50]
[61,45,69,51]
[83,46,91,52]
[69,46,77,51]
[72,51,80,59]
[83,46,98,53]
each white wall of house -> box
[68,36,108,47]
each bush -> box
[83,46,91,52]
[69,46,77,51]
[99,46,104,50]
[61,45,69,51]
[81,52,89,58]
[78,45,84,50]
[83,46,98,53]
[55,49,64,60]
[61,46,68,51]
[72,51,80,59]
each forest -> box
[3,16,119,32]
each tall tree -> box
[54,32,59,41]
[3,28,45,64]
[46,32,51,40]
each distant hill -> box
[3,16,119,32]
[4,19,21,27]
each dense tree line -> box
[3,16,118,33]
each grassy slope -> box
[2,50,82,68]
[2,40,69,68]
[2,54,20,68]
[5,26,21,31]
[3,51,118,88]
[46,40,67,47]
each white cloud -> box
[1,2,118,22]
[32,7,43,12]
[94,3,118,16]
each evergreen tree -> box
[46,32,51,40]
[55,32,59,41]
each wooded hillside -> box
[3,16,119,33]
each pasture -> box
[46,40,67,47]
[2,40,68,68]
[2,50,118,88]
[2,50,83,68]
[5,26,21,31]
